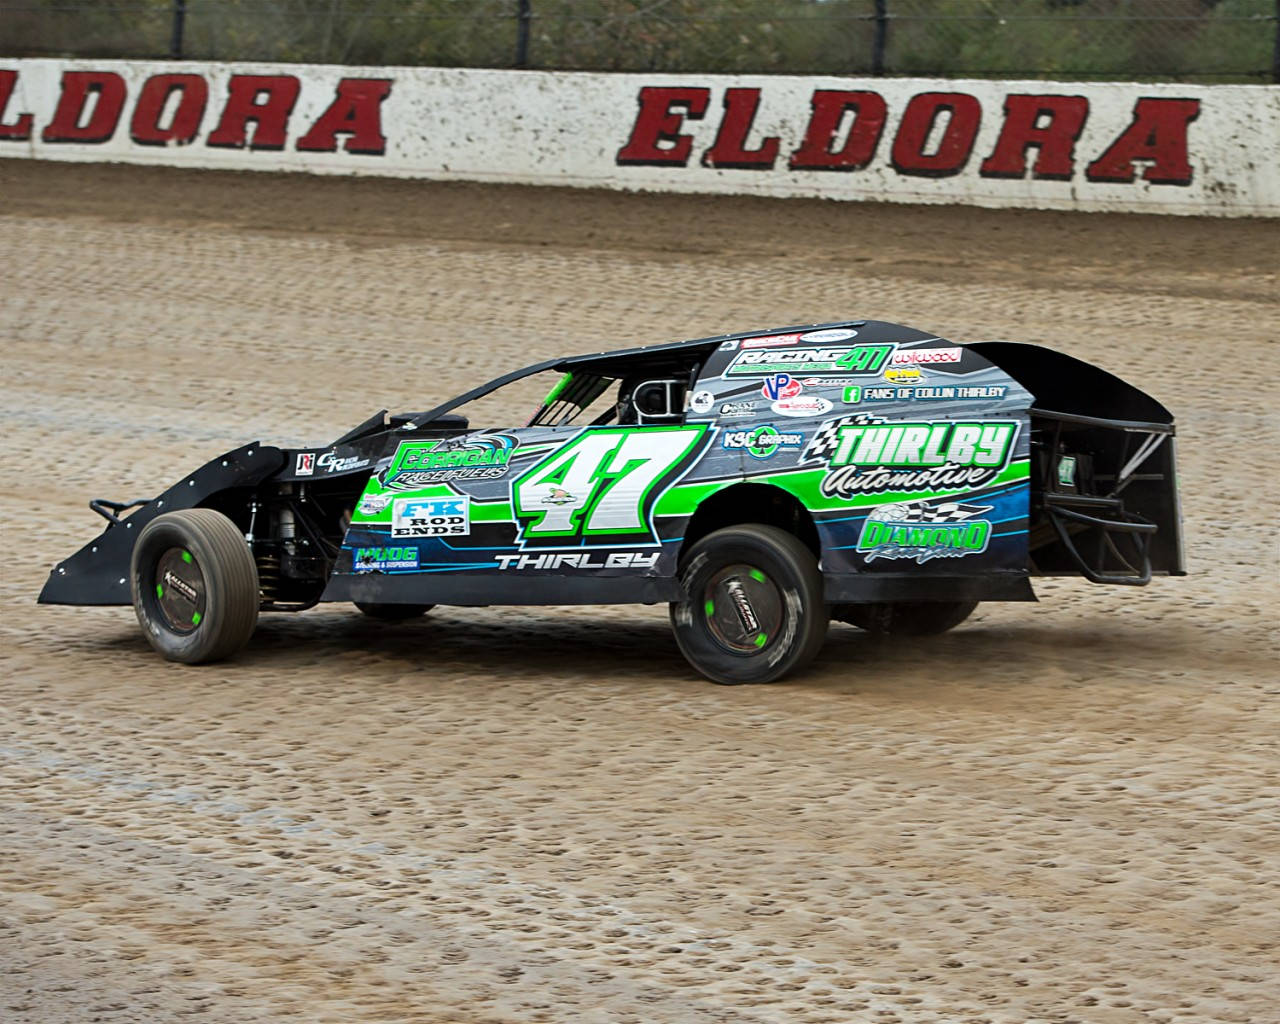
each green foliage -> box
[0,0,1273,80]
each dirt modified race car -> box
[40,319,1184,684]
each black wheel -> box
[670,524,828,685]
[354,602,434,621]
[832,600,978,636]
[130,508,259,663]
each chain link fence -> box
[2,0,1276,82]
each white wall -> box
[2,59,1276,217]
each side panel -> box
[674,327,1036,599]
[323,424,712,605]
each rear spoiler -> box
[971,342,1185,582]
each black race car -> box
[40,320,1184,683]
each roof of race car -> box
[408,319,940,427]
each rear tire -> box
[131,508,259,663]
[670,524,827,685]
[832,600,978,636]
[354,602,433,621]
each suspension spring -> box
[256,551,281,604]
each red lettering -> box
[129,74,208,147]
[788,90,887,172]
[890,92,982,178]
[979,94,1089,181]
[702,88,779,170]
[1086,97,1200,186]
[206,74,301,151]
[296,78,391,155]
[0,70,33,141]
[616,86,709,166]
[41,71,126,144]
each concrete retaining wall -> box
[2,60,1276,216]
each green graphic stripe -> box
[656,460,1030,516]
[470,500,515,522]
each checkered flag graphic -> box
[801,414,881,464]
[868,500,992,524]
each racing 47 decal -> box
[512,425,709,547]
[726,344,894,377]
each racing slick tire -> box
[671,524,828,685]
[832,600,978,636]
[354,602,434,620]
[130,509,259,664]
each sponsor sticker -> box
[717,339,739,351]
[357,492,393,516]
[804,417,1021,498]
[741,332,804,349]
[1058,455,1078,487]
[760,373,803,401]
[721,424,805,459]
[857,501,993,564]
[800,328,859,343]
[891,346,962,365]
[384,435,516,488]
[883,366,923,385]
[295,452,315,476]
[727,344,894,377]
[391,496,471,538]
[772,395,833,418]
[689,390,715,414]
[718,400,758,418]
[353,546,421,572]
[318,451,370,474]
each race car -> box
[39,319,1184,684]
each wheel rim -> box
[154,547,207,635]
[702,564,783,654]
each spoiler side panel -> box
[971,343,1184,579]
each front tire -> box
[670,524,828,685]
[832,600,978,636]
[131,508,259,663]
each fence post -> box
[169,0,186,60]
[1273,0,1279,83]
[516,0,532,68]
[872,0,888,76]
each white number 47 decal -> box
[512,426,706,545]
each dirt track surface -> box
[2,161,1278,1024]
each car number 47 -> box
[512,426,707,544]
